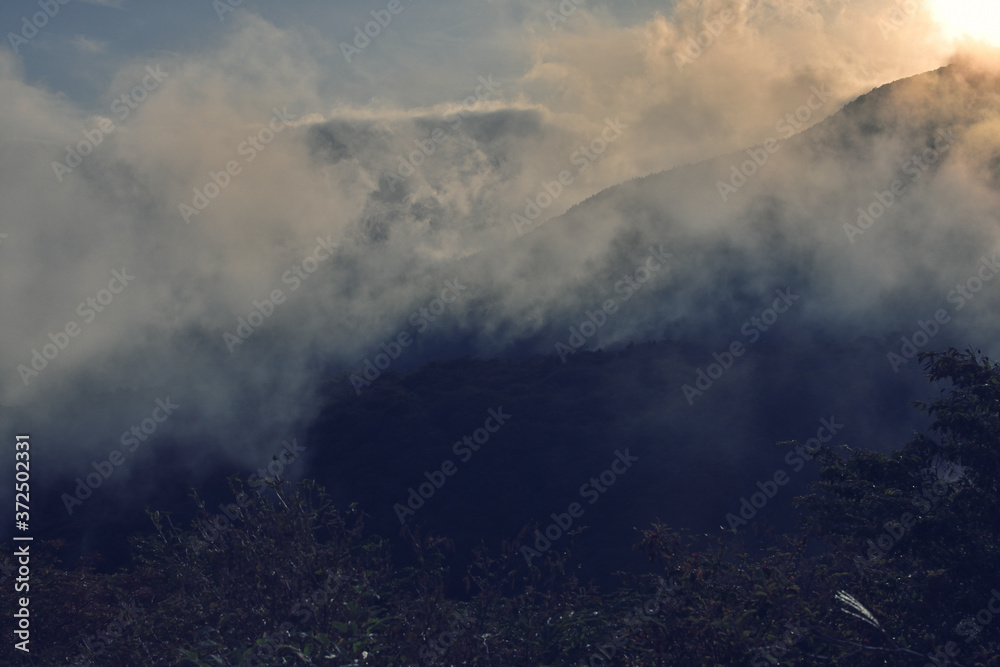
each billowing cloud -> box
[0,1,997,524]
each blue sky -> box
[3,0,670,110]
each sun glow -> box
[927,0,1000,46]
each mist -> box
[0,0,998,549]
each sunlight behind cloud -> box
[928,0,1000,46]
